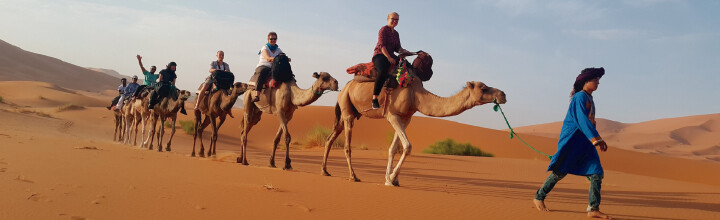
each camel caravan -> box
[108,25,506,188]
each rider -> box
[251,31,289,102]
[107,78,127,110]
[195,51,233,113]
[371,12,410,109]
[135,55,158,96]
[148,62,186,115]
[115,75,140,111]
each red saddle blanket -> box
[346,62,376,76]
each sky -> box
[1,0,718,130]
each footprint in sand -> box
[15,175,34,183]
[283,203,313,212]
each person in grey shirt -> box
[195,51,231,111]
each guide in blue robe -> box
[547,91,604,175]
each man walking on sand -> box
[533,67,612,219]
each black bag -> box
[213,70,235,91]
[271,53,294,82]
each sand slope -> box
[515,114,720,162]
[1,81,719,219]
[0,39,119,92]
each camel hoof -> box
[236,157,242,163]
[283,166,292,171]
[384,181,399,187]
[199,153,205,158]
[350,177,361,182]
[165,147,171,152]
[321,170,331,176]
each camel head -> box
[232,82,249,95]
[311,72,339,93]
[179,90,191,101]
[465,81,506,105]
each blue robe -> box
[547,91,604,175]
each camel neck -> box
[415,86,474,117]
[290,81,322,107]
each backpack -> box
[271,53,294,82]
[213,70,235,91]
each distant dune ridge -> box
[514,114,720,161]
[86,67,131,80]
[0,39,119,92]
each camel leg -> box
[146,114,158,150]
[321,119,344,176]
[208,116,218,157]
[132,115,140,146]
[124,114,133,145]
[269,126,283,168]
[191,111,202,157]
[156,116,165,152]
[166,115,177,152]
[280,113,293,170]
[386,133,400,182]
[114,116,120,142]
[212,114,227,156]
[237,115,253,165]
[193,114,209,157]
[140,115,149,148]
[385,115,412,187]
[200,116,211,157]
[342,118,359,181]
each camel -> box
[192,82,249,157]
[320,77,506,186]
[143,89,191,152]
[125,89,153,146]
[237,72,339,169]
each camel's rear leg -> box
[270,126,283,168]
[342,118,359,181]
[193,115,211,157]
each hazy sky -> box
[1,0,718,130]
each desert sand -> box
[1,81,719,220]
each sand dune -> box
[0,39,120,92]
[515,114,720,162]
[1,81,720,219]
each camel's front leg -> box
[166,115,177,152]
[385,115,412,186]
[280,114,293,171]
[321,119,344,177]
[212,115,227,156]
[386,132,400,181]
